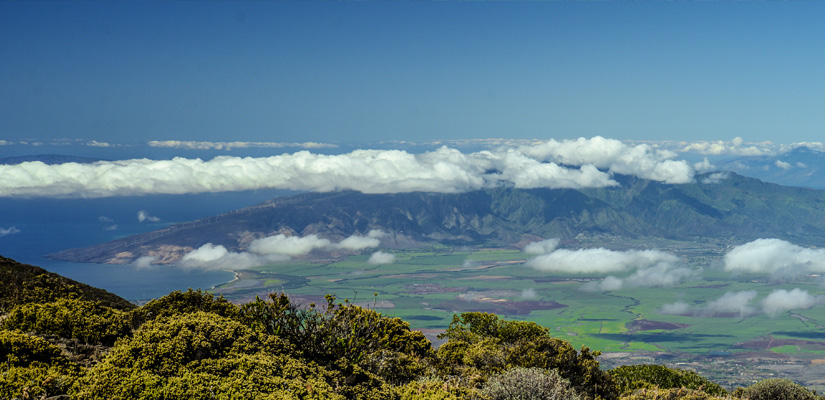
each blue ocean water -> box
[0,190,291,302]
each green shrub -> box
[240,293,434,383]
[130,288,240,327]
[621,388,725,400]
[2,298,131,346]
[740,378,820,400]
[610,365,726,397]
[395,377,472,400]
[75,311,347,399]
[0,330,81,399]
[481,367,582,400]
[437,312,616,400]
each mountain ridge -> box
[47,172,825,264]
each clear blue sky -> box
[2,1,824,145]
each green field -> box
[213,243,825,363]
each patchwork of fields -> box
[210,240,825,390]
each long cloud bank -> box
[524,238,695,291]
[0,137,695,198]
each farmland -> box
[210,239,825,390]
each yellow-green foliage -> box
[131,288,240,326]
[240,293,434,384]
[2,298,131,346]
[481,367,582,400]
[620,388,727,400]
[437,312,617,400]
[395,377,472,400]
[75,311,344,399]
[738,378,821,400]
[610,365,726,397]
[0,330,81,399]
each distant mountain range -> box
[716,146,825,189]
[48,172,825,264]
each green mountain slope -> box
[47,172,825,264]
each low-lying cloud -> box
[367,251,396,265]
[148,140,337,150]
[660,288,825,318]
[525,239,692,291]
[724,238,825,278]
[526,246,679,274]
[137,210,160,223]
[158,230,386,270]
[0,137,699,198]
[0,226,21,238]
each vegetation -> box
[610,365,726,397]
[737,379,821,400]
[481,367,581,400]
[2,255,825,399]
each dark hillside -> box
[0,256,135,311]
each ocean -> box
[0,189,292,302]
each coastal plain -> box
[207,239,825,391]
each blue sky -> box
[2,1,824,146]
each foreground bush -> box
[481,367,582,400]
[75,311,344,400]
[437,312,616,400]
[2,298,131,346]
[395,377,473,400]
[130,288,240,327]
[0,330,81,399]
[240,293,434,384]
[621,388,727,400]
[610,365,726,397]
[739,378,820,400]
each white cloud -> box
[0,226,21,238]
[659,301,691,315]
[368,251,396,265]
[137,210,160,223]
[519,136,694,184]
[178,243,275,270]
[701,172,729,184]
[705,290,758,318]
[662,288,825,318]
[132,256,157,269]
[0,137,703,198]
[761,288,823,316]
[724,238,825,277]
[526,242,689,291]
[693,158,714,172]
[524,238,560,255]
[248,234,332,257]
[582,263,696,292]
[336,230,384,250]
[147,140,337,150]
[775,160,792,170]
[526,247,679,274]
[174,231,385,269]
[520,288,538,299]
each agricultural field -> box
[211,240,825,390]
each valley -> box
[205,238,825,390]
